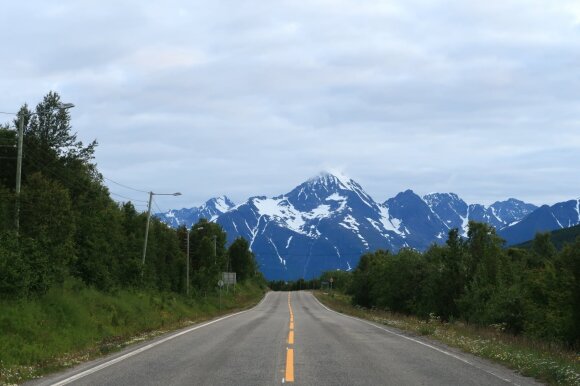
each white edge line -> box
[51,292,270,386]
[312,294,520,386]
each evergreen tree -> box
[20,172,75,284]
[189,220,228,292]
[348,250,388,308]
[228,237,257,281]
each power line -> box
[152,198,165,215]
[23,153,154,211]
[12,143,180,215]
[110,192,148,203]
[3,138,148,196]
[23,152,138,201]
[103,176,149,193]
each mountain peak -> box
[397,189,419,198]
[423,192,464,209]
[205,195,235,212]
[424,192,461,200]
[308,171,353,188]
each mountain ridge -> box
[155,172,578,279]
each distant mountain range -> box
[515,224,580,250]
[155,172,580,280]
[159,196,235,228]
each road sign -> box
[218,279,224,288]
[329,277,334,283]
[222,272,237,285]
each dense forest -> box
[345,224,579,347]
[0,92,261,299]
[269,223,580,348]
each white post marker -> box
[218,279,224,310]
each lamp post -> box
[141,191,181,272]
[186,227,190,296]
[184,226,204,296]
[2,102,75,234]
[212,234,217,265]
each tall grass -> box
[0,279,265,385]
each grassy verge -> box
[314,291,580,386]
[0,279,266,385]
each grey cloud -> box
[1,0,579,209]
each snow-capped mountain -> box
[423,194,538,237]
[154,172,578,280]
[216,173,407,280]
[156,196,235,228]
[499,199,580,245]
[385,190,449,250]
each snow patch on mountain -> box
[340,215,360,231]
[552,212,564,228]
[269,238,286,266]
[378,205,404,235]
[213,196,233,213]
[461,214,469,236]
[286,236,293,249]
[357,234,369,249]
[308,204,331,218]
[253,197,307,235]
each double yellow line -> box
[285,292,295,382]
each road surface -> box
[29,291,542,385]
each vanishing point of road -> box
[29,291,542,386]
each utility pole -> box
[213,235,217,265]
[186,228,190,296]
[10,102,74,235]
[141,191,181,275]
[14,115,24,233]
[141,191,154,271]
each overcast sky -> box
[2,0,579,211]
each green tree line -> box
[0,92,262,298]
[346,223,579,347]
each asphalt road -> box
[29,291,542,386]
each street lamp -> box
[185,225,208,295]
[185,225,206,295]
[186,228,190,295]
[212,235,217,264]
[1,102,75,233]
[141,191,181,271]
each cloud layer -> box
[2,0,579,210]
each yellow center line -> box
[285,292,295,383]
[285,348,295,382]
